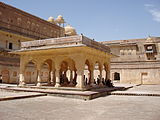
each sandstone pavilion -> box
[12,25,114,90]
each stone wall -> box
[0,2,64,40]
[110,68,160,84]
[0,2,65,83]
[103,37,160,84]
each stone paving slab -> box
[113,83,140,88]
[0,90,47,101]
[0,96,160,120]
[110,85,160,96]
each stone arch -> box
[24,60,37,84]
[24,59,38,69]
[1,69,10,83]
[41,59,54,71]
[59,58,76,87]
[40,59,55,85]
[84,59,93,85]
[94,61,101,85]
[41,62,50,83]
[60,58,76,70]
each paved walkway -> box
[0,84,160,120]
[114,83,139,88]
[0,89,46,101]
[111,85,160,96]
[1,83,160,101]
[0,95,160,120]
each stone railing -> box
[21,35,111,54]
[21,35,82,48]
[82,36,110,53]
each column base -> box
[55,83,61,87]
[76,84,85,89]
[37,82,41,87]
[50,81,54,85]
[47,81,51,85]
[19,82,26,86]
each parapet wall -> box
[19,35,111,53]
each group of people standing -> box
[84,75,114,87]
[60,73,77,86]
[0,75,2,83]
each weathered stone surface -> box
[0,2,64,40]
[0,95,160,120]
[103,37,160,84]
[20,35,110,53]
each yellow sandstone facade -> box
[103,36,160,84]
[1,2,160,86]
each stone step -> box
[109,92,160,97]
[0,93,47,101]
[0,86,123,100]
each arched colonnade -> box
[19,56,110,89]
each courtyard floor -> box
[0,84,160,120]
[0,95,160,120]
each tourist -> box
[102,78,105,85]
[85,78,88,85]
[0,75,2,83]
[97,78,100,85]
[94,79,96,84]
[105,79,114,87]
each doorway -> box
[114,72,120,80]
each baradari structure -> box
[0,2,160,87]
[13,35,112,90]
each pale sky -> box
[1,0,160,41]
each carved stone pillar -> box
[76,69,85,88]
[69,70,74,86]
[90,67,95,86]
[107,64,110,80]
[106,70,108,80]
[55,69,60,87]
[73,70,77,85]
[99,68,103,86]
[19,72,25,86]
[75,59,85,89]
[36,64,42,87]
[50,70,55,85]
[19,58,26,86]
[47,71,51,85]
[72,55,85,89]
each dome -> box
[64,24,77,36]
[146,36,152,41]
[55,15,65,25]
[47,16,55,24]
